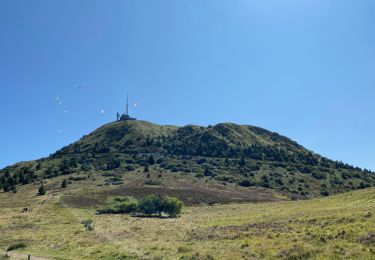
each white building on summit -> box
[117,94,136,121]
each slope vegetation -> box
[1,120,374,198]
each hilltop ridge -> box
[1,120,374,199]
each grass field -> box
[0,175,375,259]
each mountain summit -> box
[1,120,374,200]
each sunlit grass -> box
[0,180,374,259]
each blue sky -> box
[0,0,374,170]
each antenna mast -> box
[126,93,129,116]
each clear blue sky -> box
[1,0,374,170]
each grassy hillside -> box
[0,176,374,259]
[1,120,374,198]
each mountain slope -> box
[1,120,374,199]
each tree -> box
[148,155,155,165]
[116,197,139,213]
[44,167,53,178]
[36,163,41,171]
[162,196,183,217]
[61,179,68,188]
[238,157,246,168]
[3,183,10,192]
[204,167,212,176]
[139,195,163,216]
[37,184,46,196]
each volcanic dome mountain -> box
[1,120,374,199]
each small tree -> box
[139,195,162,216]
[204,167,211,176]
[3,183,10,192]
[162,196,183,217]
[37,184,46,196]
[61,179,68,188]
[238,157,246,168]
[148,155,155,165]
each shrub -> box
[7,242,26,251]
[98,195,183,218]
[81,164,92,171]
[215,175,235,183]
[139,195,163,216]
[156,158,163,164]
[3,183,10,193]
[81,219,94,231]
[195,173,204,178]
[97,196,139,214]
[148,155,155,165]
[144,180,160,186]
[312,171,327,180]
[37,184,46,196]
[69,176,85,181]
[238,157,246,167]
[125,165,135,171]
[162,196,183,217]
[196,158,207,164]
[204,168,212,176]
[238,179,254,187]
[359,181,370,189]
[61,179,68,188]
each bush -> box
[162,196,183,217]
[204,168,212,176]
[98,195,183,218]
[97,196,139,214]
[125,165,135,171]
[81,219,94,231]
[238,179,254,187]
[144,180,161,186]
[148,155,155,165]
[3,184,10,193]
[139,195,163,216]
[61,179,68,188]
[215,175,235,183]
[312,171,327,180]
[7,242,26,251]
[69,176,85,181]
[196,158,207,164]
[37,184,46,196]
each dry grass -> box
[0,177,375,259]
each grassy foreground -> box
[0,182,374,259]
